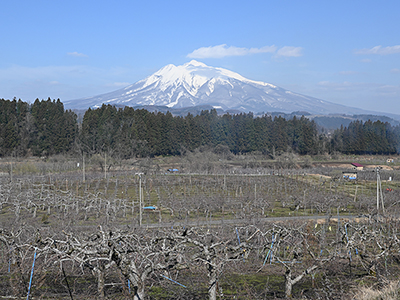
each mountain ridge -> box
[64,60,400,121]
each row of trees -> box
[1,98,400,158]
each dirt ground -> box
[319,162,394,170]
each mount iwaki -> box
[64,60,375,115]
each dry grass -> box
[353,281,400,300]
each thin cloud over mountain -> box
[187,44,303,59]
[187,44,277,58]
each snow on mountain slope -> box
[64,60,371,115]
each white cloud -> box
[67,51,88,57]
[361,58,372,63]
[376,84,400,95]
[276,46,303,57]
[355,45,400,55]
[187,44,304,59]
[391,68,400,73]
[187,44,277,58]
[248,46,277,54]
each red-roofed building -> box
[351,163,363,170]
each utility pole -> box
[136,173,144,226]
[376,167,384,214]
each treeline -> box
[1,98,399,158]
[0,98,77,157]
[80,104,320,157]
[331,120,400,155]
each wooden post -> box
[104,153,107,179]
[83,154,86,182]
[354,185,358,202]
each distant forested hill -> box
[312,114,400,131]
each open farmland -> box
[1,154,400,299]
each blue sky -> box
[1,0,399,114]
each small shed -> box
[351,163,363,170]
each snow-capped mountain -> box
[64,60,372,115]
